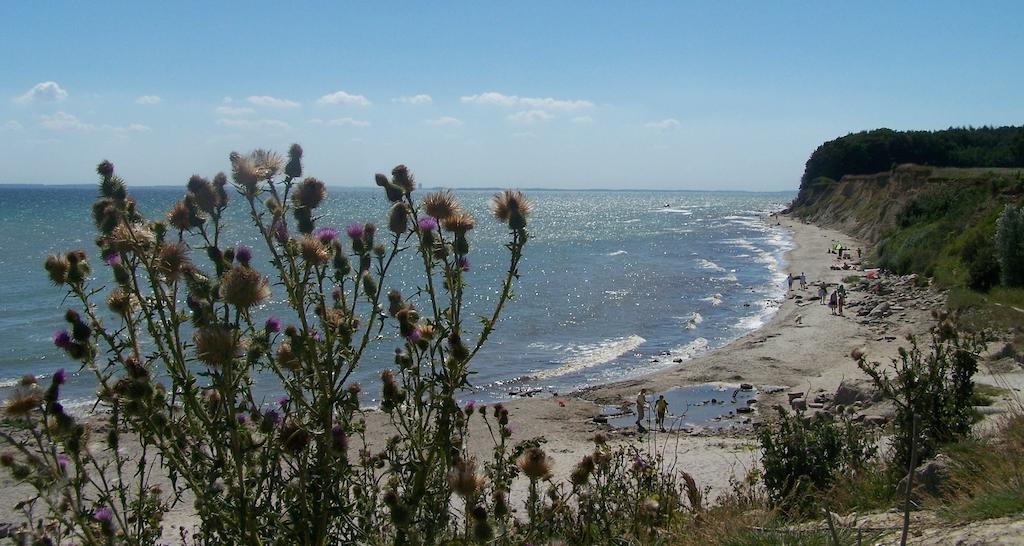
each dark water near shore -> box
[0,186,793,410]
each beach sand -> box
[0,216,955,538]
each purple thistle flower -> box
[417,217,437,232]
[236,413,247,425]
[314,227,338,244]
[103,254,121,267]
[407,328,422,342]
[94,506,113,522]
[264,409,283,425]
[458,256,470,272]
[235,245,252,266]
[52,330,74,350]
[53,368,67,385]
[501,425,514,438]
[465,400,476,410]
[277,395,290,407]
[311,330,323,342]
[271,219,289,244]
[265,316,281,333]
[57,454,69,471]
[345,223,364,239]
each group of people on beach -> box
[635,388,669,433]
[820,283,846,315]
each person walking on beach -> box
[655,395,669,432]
[636,389,649,433]
[857,247,862,259]
[837,284,847,316]
[818,283,827,304]
[799,272,807,289]
[786,273,793,290]
[828,290,838,315]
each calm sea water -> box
[0,186,793,409]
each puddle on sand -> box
[603,383,757,432]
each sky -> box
[1,1,1022,191]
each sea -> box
[0,186,793,411]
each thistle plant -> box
[1,146,532,545]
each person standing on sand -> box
[799,272,807,289]
[636,389,649,433]
[786,273,793,290]
[837,284,847,315]
[655,395,669,432]
[829,290,838,315]
[818,283,827,304]
[857,247,862,259]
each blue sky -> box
[1,1,1022,190]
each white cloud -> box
[425,116,463,127]
[317,90,371,107]
[309,117,370,127]
[644,118,681,130]
[507,110,553,123]
[135,95,161,105]
[2,120,23,131]
[571,116,594,124]
[216,106,255,116]
[40,111,149,132]
[460,91,593,111]
[217,118,291,130]
[246,95,300,108]
[395,94,432,105]
[15,81,68,104]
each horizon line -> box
[0,182,798,194]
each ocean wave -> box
[670,337,710,360]
[718,273,739,282]
[606,250,628,256]
[656,208,693,214]
[684,312,703,330]
[622,219,641,224]
[698,259,725,272]
[701,293,723,306]
[531,335,646,381]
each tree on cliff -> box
[996,204,1024,287]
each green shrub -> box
[856,315,985,468]
[996,204,1024,287]
[757,409,876,515]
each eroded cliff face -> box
[786,164,1016,244]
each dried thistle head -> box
[187,175,220,213]
[285,143,303,178]
[44,254,70,285]
[193,326,242,367]
[292,178,327,210]
[448,458,485,498]
[442,212,476,235]
[229,152,259,197]
[107,287,134,316]
[422,190,461,221]
[158,243,190,282]
[490,190,532,230]
[391,165,415,193]
[220,267,270,309]
[167,201,193,231]
[249,149,283,180]
[570,454,595,486]
[300,236,330,266]
[388,203,409,234]
[276,342,301,371]
[516,447,553,480]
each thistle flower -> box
[331,425,348,456]
[570,455,596,486]
[464,400,476,415]
[213,172,229,204]
[417,217,437,232]
[422,190,461,220]
[44,254,70,285]
[374,173,403,202]
[361,271,377,298]
[104,253,121,267]
[220,266,270,308]
[442,212,475,234]
[391,164,415,193]
[57,454,69,472]
[187,175,219,214]
[106,287,134,316]
[158,243,190,282]
[276,342,300,371]
[407,328,422,343]
[300,236,330,266]
[234,245,252,266]
[277,395,290,407]
[448,458,484,498]
[314,227,337,244]
[458,256,470,272]
[96,160,114,178]
[285,143,303,178]
[490,190,532,230]
[388,203,409,234]
[236,413,248,425]
[345,223,364,240]
[5,390,40,417]
[249,149,283,180]
[53,330,74,351]
[292,177,327,209]
[387,290,404,317]
[193,326,241,367]
[271,218,289,244]
[53,368,67,385]
[93,506,113,522]
[517,447,552,480]
[229,152,260,197]
[265,316,281,333]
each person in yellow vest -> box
[655,395,669,432]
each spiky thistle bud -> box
[285,143,303,178]
[361,271,377,298]
[187,175,219,214]
[220,267,270,308]
[193,326,241,367]
[387,290,404,317]
[388,203,409,234]
[300,236,330,266]
[375,173,404,202]
[293,178,327,209]
[44,254,70,285]
[391,165,415,193]
[229,152,259,197]
[490,190,532,230]
[517,447,553,480]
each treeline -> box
[801,126,1024,186]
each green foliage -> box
[856,318,985,469]
[757,409,876,515]
[996,204,1024,287]
[938,414,1024,521]
[961,229,1001,292]
[801,126,1024,187]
